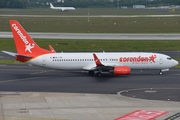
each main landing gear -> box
[88,71,95,76]
[88,71,102,77]
[95,72,102,77]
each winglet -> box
[93,53,103,66]
[49,45,56,53]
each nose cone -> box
[173,59,179,66]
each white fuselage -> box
[50,6,75,11]
[28,52,178,71]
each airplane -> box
[50,3,75,11]
[2,20,179,77]
[169,8,175,12]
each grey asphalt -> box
[1,32,180,40]
[0,65,180,99]
[0,65,180,120]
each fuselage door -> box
[42,56,46,65]
[159,56,163,64]
[109,58,113,63]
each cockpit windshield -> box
[167,57,172,60]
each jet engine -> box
[111,66,131,75]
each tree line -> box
[0,0,27,8]
[0,0,180,8]
[117,0,180,7]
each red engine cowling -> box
[113,66,131,75]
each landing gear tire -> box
[159,70,163,75]
[96,72,102,77]
[89,71,95,76]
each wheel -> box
[159,70,163,75]
[89,71,94,76]
[96,72,102,77]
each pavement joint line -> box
[170,74,180,75]
[1,32,180,40]
[0,65,6,66]
[0,76,48,84]
[0,99,4,120]
[31,70,55,75]
[1,106,135,110]
[0,114,67,120]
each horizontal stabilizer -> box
[2,50,17,57]
[2,50,32,62]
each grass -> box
[0,8,180,33]
[0,8,180,15]
[0,16,180,33]
[0,60,23,64]
[1,38,180,52]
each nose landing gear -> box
[159,71,163,75]
[159,69,169,75]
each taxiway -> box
[0,32,180,40]
[0,65,180,101]
[0,65,180,120]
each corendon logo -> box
[12,24,34,53]
[119,55,157,63]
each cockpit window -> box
[167,57,172,60]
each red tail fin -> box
[10,20,52,57]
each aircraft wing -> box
[85,53,130,75]
[83,63,114,71]
[83,53,121,71]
